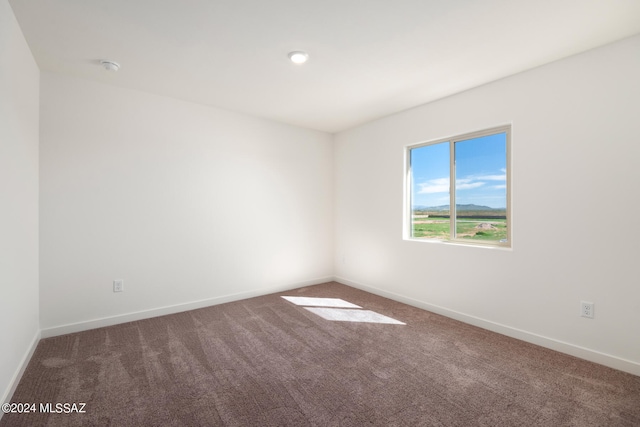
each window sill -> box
[404,237,512,250]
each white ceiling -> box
[9,0,640,133]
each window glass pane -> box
[410,141,450,239]
[454,133,507,243]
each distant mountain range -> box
[414,204,505,211]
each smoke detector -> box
[100,60,120,72]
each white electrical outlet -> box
[113,279,124,293]
[580,301,594,318]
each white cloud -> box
[471,173,506,181]
[457,181,485,190]
[417,177,449,194]
[417,173,502,194]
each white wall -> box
[0,0,40,405]
[39,72,333,333]
[334,35,640,375]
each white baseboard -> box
[335,276,640,377]
[1,329,40,415]
[41,276,334,338]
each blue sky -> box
[411,133,507,209]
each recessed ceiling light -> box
[288,51,309,65]
[100,60,120,72]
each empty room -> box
[2,0,640,425]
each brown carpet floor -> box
[2,282,639,426]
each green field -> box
[412,215,507,242]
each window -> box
[406,125,511,247]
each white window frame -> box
[404,125,512,248]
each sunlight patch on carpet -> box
[304,307,406,324]
[282,296,405,325]
[281,296,361,308]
